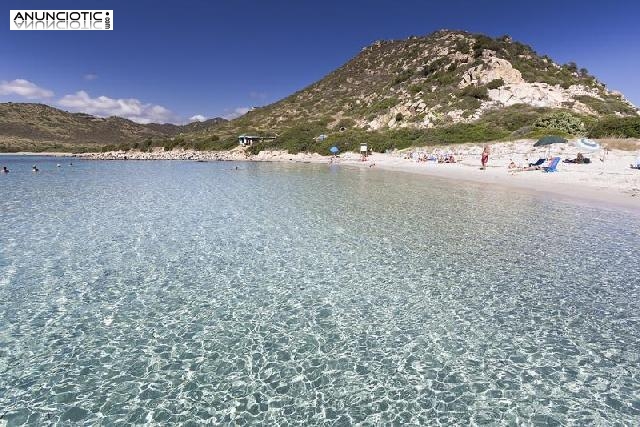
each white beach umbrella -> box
[575,138,601,152]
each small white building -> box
[238,135,276,147]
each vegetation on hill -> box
[587,116,640,138]
[0,103,227,152]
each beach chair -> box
[542,157,560,173]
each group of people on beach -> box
[406,150,457,163]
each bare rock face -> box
[486,82,607,114]
[488,83,565,107]
[459,58,524,88]
[446,109,465,121]
[566,84,602,98]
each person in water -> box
[32,165,39,172]
[2,166,8,173]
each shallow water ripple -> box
[0,157,639,425]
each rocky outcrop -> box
[459,57,524,88]
[485,83,606,114]
[488,83,566,107]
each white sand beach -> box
[343,142,640,210]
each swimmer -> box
[56,164,61,168]
[2,166,8,173]
[32,165,39,172]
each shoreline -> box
[3,143,639,211]
[364,159,640,212]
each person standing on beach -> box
[481,145,490,169]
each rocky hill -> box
[1,30,638,153]
[0,103,227,152]
[174,30,640,156]
[233,30,636,130]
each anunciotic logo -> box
[10,10,113,30]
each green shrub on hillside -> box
[473,35,502,57]
[433,73,457,86]
[249,121,329,154]
[162,139,177,151]
[575,95,637,115]
[422,58,449,76]
[368,98,399,114]
[460,85,489,100]
[423,123,509,144]
[132,138,153,152]
[456,97,482,116]
[486,78,504,90]
[587,116,640,138]
[393,69,413,85]
[480,104,552,132]
[454,39,470,54]
[533,111,585,135]
[565,62,578,73]
[408,84,423,94]
[246,121,510,156]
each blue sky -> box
[1,0,639,123]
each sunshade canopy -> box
[534,135,568,147]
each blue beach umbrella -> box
[329,146,339,154]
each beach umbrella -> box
[533,135,568,147]
[534,135,567,157]
[575,138,600,152]
[329,146,339,154]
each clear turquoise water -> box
[1,156,639,425]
